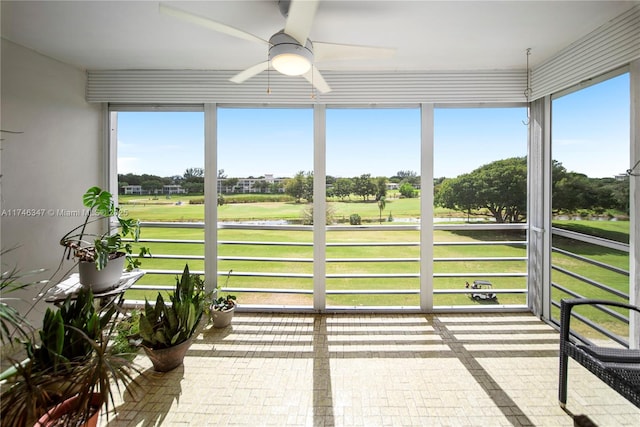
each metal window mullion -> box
[421,103,434,311]
[630,59,640,348]
[314,104,326,311]
[204,103,217,294]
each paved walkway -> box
[103,313,640,426]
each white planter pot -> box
[211,305,236,328]
[78,253,125,293]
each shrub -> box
[302,204,337,225]
[399,183,416,198]
[189,198,205,204]
[349,213,362,225]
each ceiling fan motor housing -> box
[269,31,314,75]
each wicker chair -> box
[559,298,640,409]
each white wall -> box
[0,40,103,326]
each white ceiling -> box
[2,0,638,73]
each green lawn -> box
[551,223,630,339]
[122,195,631,338]
[120,194,467,223]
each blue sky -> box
[117,72,629,179]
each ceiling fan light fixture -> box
[271,52,311,76]
[269,31,314,76]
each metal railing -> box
[126,221,529,310]
[550,226,631,347]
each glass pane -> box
[217,108,313,307]
[550,73,631,338]
[115,111,205,301]
[326,108,421,307]
[434,107,528,307]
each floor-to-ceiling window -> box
[325,108,421,308]
[550,71,631,342]
[111,104,534,311]
[112,108,205,302]
[433,106,529,308]
[217,107,314,307]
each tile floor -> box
[102,313,640,426]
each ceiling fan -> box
[159,0,395,93]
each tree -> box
[395,170,420,186]
[374,176,387,201]
[269,182,282,194]
[435,174,478,221]
[304,172,314,202]
[183,182,204,194]
[184,167,204,180]
[333,178,353,200]
[434,157,527,223]
[252,180,269,193]
[399,182,416,198]
[169,175,184,185]
[353,174,376,201]
[597,177,629,213]
[222,178,239,193]
[285,171,310,202]
[553,172,591,213]
[550,158,624,214]
[183,168,204,192]
[141,179,163,194]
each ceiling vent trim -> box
[86,69,526,105]
[531,5,639,100]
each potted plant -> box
[137,264,207,372]
[211,293,237,328]
[211,271,237,328]
[0,288,140,427]
[0,250,45,345]
[59,186,149,292]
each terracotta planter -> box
[143,338,193,372]
[78,252,125,293]
[36,392,102,427]
[212,304,236,328]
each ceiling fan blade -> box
[314,42,396,62]
[302,67,332,94]
[284,0,319,45]
[230,61,270,84]
[159,3,269,46]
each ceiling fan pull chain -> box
[267,53,272,95]
[310,65,316,99]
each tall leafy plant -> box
[60,186,148,271]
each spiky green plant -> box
[138,264,207,349]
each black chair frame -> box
[559,298,640,409]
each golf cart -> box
[465,280,497,301]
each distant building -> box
[123,185,142,195]
[218,174,287,194]
[122,184,186,195]
[163,184,186,194]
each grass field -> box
[121,195,631,338]
[120,194,462,223]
